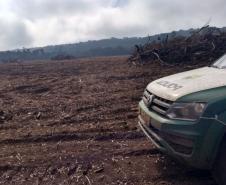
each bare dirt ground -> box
[0,57,217,185]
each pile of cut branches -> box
[128,26,226,66]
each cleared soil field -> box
[0,57,216,185]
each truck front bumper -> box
[138,100,225,169]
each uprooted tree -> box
[128,26,226,66]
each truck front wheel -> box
[213,137,226,185]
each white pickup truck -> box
[138,54,226,185]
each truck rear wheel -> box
[213,137,226,185]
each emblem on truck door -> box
[156,80,183,91]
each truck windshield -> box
[212,54,226,69]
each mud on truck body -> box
[138,54,226,184]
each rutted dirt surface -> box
[0,57,216,185]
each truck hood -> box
[147,67,226,101]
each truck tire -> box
[213,137,226,185]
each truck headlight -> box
[166,103,206,121]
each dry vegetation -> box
[0,57,216,185]
[129,26,226,67]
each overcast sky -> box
[0,0,225,51]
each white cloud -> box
[0,0,225,50]
[0,16,33,50]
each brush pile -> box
[129,26,226,66]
